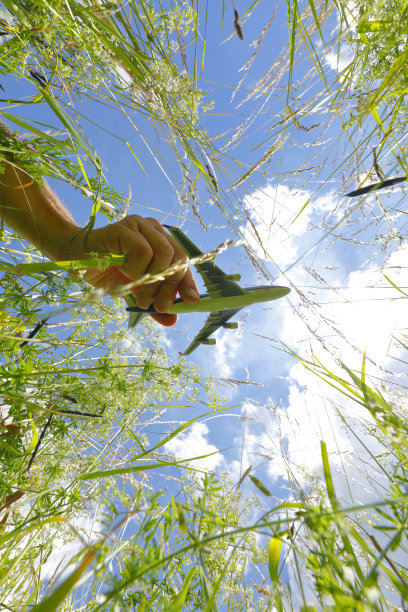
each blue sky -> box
[2,0,408,603]
[6,0,406,510]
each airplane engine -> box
[202,338,216,345]
[223,322,238,329]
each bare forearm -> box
[0,155,81,260]
[0,122,199,322]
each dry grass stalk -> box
[231,10,277,102]
[109,239,234,297]
[230,134,288,189]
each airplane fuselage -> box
[129,285,290,315]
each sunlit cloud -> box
[235,183,407,502]
[39,512,103,583]
[212,328,242,379]
[324,46,354,74]
[164,421,223,471]
[158,327,173,351]
[281,243,408,372]
[237,372,387,506]
[241,183,333,269]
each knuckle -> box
[138,243,153,262]
[159,241,174,261]
[127,214,141,222]
[122,214,140,228]
[174,248,187,262]
[146,216,159,225]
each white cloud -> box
[242,183,333,269]
[281,243,408,373]
[328,253,407,367]
[325,45,354,75]
[235,370,388,508]
[158,327,173,351]
[212,328,242,379]
[164,421,223,471]
[39,511,102,583]
[235,183,407,503]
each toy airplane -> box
[125,227,290,355]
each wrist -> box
[39,222,84,261]
[0,157,83,261]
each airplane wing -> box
[167,227,246,354]
[124,293,148,328]
[183,308,241,355]
[166,226,245,298]
[126,226,244,351]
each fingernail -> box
[185,288,200,301]
[157,300,172,313]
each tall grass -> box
[0,0,408,610]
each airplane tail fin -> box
[124,293,148,328]
[164,225,204,257]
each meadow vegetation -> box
[0,0,407,610]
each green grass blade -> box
[129,406,231,462]
[0,438,20,456]
[0,254,126,275]
[40,89,100,169]
[1,112,74,150]
[169,567,198,611]
[320,440,338,511]
[268,536,282,583]
[78,450,220,480]
[0,516,64,546]
[242,0,261,18]
[126,141,148,175]
[26,414,38,454]
[308,0,324,43]
[383,273,408,297]
[199,565,219,612]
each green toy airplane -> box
[125,226,290,355]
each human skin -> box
[0,142,200,326]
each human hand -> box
[70,215,200,326]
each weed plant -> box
[0,0,407,610]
